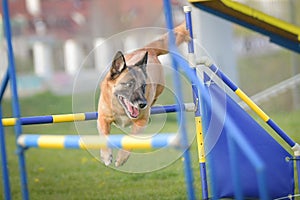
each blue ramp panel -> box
[201,80,294,199]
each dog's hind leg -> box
[97,119,113,166]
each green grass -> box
[1,91,300,200]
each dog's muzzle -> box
[118,95,147,119]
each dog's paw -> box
[100,148,113,166]
[115,150,131,167]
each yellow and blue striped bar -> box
[17,133,177,150]
[208,64,296,148]
[2,104,195,127]
[2,112,97,126]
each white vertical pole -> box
[124,35,139,53]
[33,41,53,79]
[64,39,83,76]
[94,37,110,72]
[25,0,41,16]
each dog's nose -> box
[139,102,147,109]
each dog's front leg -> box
[97,118,113,166]
[115,121,147,167]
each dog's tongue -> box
[125,99,139,118]
[130,106,139,118]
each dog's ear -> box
[135,51,148,76]
[110,51,127,80]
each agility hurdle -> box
[17,134,178,150]
[179,4,298,199]
[1,103,195,126]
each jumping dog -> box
[97,22,190,167]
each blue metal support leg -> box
[184,6,209,200]
[0,106,11,200]
[2,0,29,199]
[163,1,196,199]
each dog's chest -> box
[111,101,132,127]
[113,112,132,128]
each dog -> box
[97,22,190,167]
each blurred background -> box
[0,0,299,112]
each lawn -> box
[1,91,300,200]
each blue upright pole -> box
[184,6,209,200]
[0,2,12,200]
[296,157,300,194]
[0,71,9,100]
[0,107,11,200]
[163,1,196,200]
[2,0,29,199]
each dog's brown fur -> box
[97,22,190,167]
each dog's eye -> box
[141,84,146,92]
[125,82,133,88]
[121,80,135,88]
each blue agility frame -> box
[184,6,209,200]
[163,1,196,199]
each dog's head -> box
[109,51,148,119]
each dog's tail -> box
[143,22,190,56]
